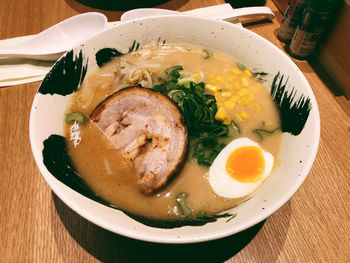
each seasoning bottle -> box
[288,0,338,59]
[277,0,307,44]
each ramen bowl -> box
[29,15,320,243]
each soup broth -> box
[65,43,282,220]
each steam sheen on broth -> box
[65,43,282,220]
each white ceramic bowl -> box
[29,15,320,244]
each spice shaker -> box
[288,0,338,59]
[277,0,307,44]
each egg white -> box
[208,137,274,198]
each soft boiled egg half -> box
[208,137,274,198]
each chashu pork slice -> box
[90,86,188,194]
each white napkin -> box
[0,5,241,87]
[0,35,54,87]
[0,21,121,87]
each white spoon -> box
[121,4,275,23]
[0,12,107,61]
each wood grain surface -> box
[1,0,350,262]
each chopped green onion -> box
[210,125,229,137]
[175,192,192,218]
[65,112,87,123]
[231,120,241,134]
[177,77,198,87]
[223,135,233,144]
[165,65,183,79]
[153,66,231,166]
[168,90,185,104]
[192,137,227,166]
[196,211,208,219]
[253,124,280,141]
[203,49,213,59]
[205,98,215,105]
[226,213,237,222]
[237,62,246,71]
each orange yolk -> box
[226,146,265,183]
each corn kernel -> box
[209,73,215,78]
[217,102,224,107]
[232,95,240,102]
[223,117,232,126]
[241,77,249,86]
[222,118,232,125]
[238,88,250,97]
[215,107,231,125]
[216,76,224,82]
[205,84,217,93]
[244,69,252,77]
[210,79,217,84]
[224,101,236,109]
[239,111,250,121]
[215,107,229,123]
[248,94,255,101]
[232,69,242,75]
[222,91,232,97]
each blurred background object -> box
[275,0,350,99]
[277,0,307,44]
[315,0,350,99]
[288,0,338,58]
[75,0,171,11]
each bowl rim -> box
[29,14,321,244]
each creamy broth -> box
[65,43,282,220]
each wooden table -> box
[1,0,349,262]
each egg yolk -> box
[226,146,265,183]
